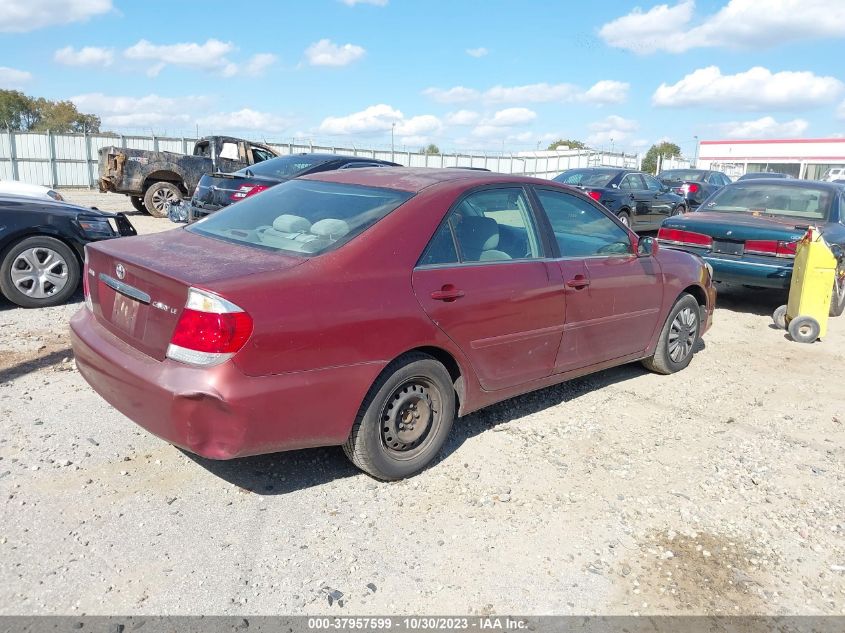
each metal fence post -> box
[181,137,187,154]
[84,131,93,188]
[48,130,58,188]
[8,129,19,181]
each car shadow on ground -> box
[714,283,786,318]
[189,359,659,495]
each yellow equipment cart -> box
[772,227,840,343]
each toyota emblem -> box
[115,263,126,280]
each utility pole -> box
[693,135,699,167]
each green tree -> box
[421,143,441,155]
[0,90,37,130]
[547,139,586,151]
[0,90,100,133]
[641,141,682,174]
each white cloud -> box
[396,114,442,136]
[445,110,480,126]
[0,66,33,88]
[319,104,402,135]
[653,66,843,109]
[422,86,480,104]
[124,39,240,77]
[466,47,489,58]
[582,80,630,105]
[424,80,629,105]
[718,116,809,138]
[305,39,366,67]
[485,82,580,103]
[600,0,845,55]
[340,0,387,5]
[70,92,211,129]
[487,107,536,127]
[196,109,289,133]
[586,115,639,146]
[838,101,845,120]
[54,45,113,67]
[0,0,111,33]
[244,53,277,76]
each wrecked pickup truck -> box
[97,136,278,217]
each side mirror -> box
[637,236,658,257]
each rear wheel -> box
[642,293,701,375]
[343,353,456,480]
[143,181,182,218]
[0,236,80,308]
[617,210,631,228]
[130,196,145,213]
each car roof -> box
[272,152,393,162]
[301,167,561,193]
[728,178,841,190]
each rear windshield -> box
[701,183,832,221]
[236,155,328,179]
[553,169,620,187]
[188,179,412,255]
[659,170,706,181]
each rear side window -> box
[189,180,412,255]
[536,189,632,257]
[417,188,542,266]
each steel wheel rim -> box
[152,188,177,212]
[10,247,69,299]
[668,306,698,363]
[380,376,443,460]
[797,322,814,337]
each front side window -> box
[190,180,412,255]
[643,175,663,191]
[251,147,275,163]
[418,187,542,265]
[536,189,632,258]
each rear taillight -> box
[230,184,270,200]
[745,239,798,258]
[658,227,714,248]
[681,183,700,195]
[166,288,253,366]
[587,191,602,202]
[83,248,92,311]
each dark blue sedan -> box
[657,179,845,315]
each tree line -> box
[0,89,101,133]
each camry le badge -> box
[115,263,126,280]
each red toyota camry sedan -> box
[70,168,715,480]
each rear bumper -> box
[70,308,385,459]
[660,243,792,289]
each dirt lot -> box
[1,190,844,615]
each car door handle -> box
[566,276,591,289]
[431,286,465,301]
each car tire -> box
[143,182,182,218]
[788,315,820,343]
[772,304,788,329]
[0,236,80,308]
[343,352,456,480]
[130,196,145,213]
[617,210,631,228]
[642,293,701,375]
[671,204,686,216]
[830,268,845,317]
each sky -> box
[1,0,844,156]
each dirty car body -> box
[71,169,714,478]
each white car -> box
[824,167,845,182]
[0,180,64,201]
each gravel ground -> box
[1,190,844,615]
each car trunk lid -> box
[86,229,303,360]
[192,173,277,214]
[669,211,810,242]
